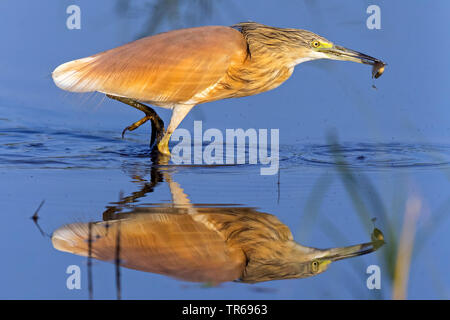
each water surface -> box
[1,0,449,300]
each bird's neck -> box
[225,57,294,98]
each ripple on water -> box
[0,126,152,169]
[287,143,450,170]
[2,126,450,171]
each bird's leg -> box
[106,94,165,148]
[157,104,194,155]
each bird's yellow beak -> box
[319,45,386,78]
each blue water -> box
[0,0,449,299]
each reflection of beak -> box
[319,45,383,66]
[321,240,384,262]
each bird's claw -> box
[121,127,129,139]
[120,115,151,139]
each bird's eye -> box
[311,260,320,272]
[312,41,321,48]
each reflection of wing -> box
[52,211,247,283]
[53,205,296,283]
[52,26,247,105]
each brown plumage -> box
[52,23,320,105]
[52,169,384,284]
[53,26,248,105]
[52,206,382,284]
[52,22,384,154]
[52,207,297,283]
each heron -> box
[52,22,385,155]
[51,169,384,284]
[52,207,384,284]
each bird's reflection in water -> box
[52,160,384,284]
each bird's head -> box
[234,23,386,78]
[295,30,386,77]
[240,237,384,283]
[299,240,382,277]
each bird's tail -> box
[52,56,100,92]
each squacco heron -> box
[51,168,384,284]
[52,207,384,283]
[52,22,385,155]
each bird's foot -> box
[121,116,151,138]
[121,111,165,148]
[106,94,165,149]
[157,134,171,156]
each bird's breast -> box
[192,64,294,104]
